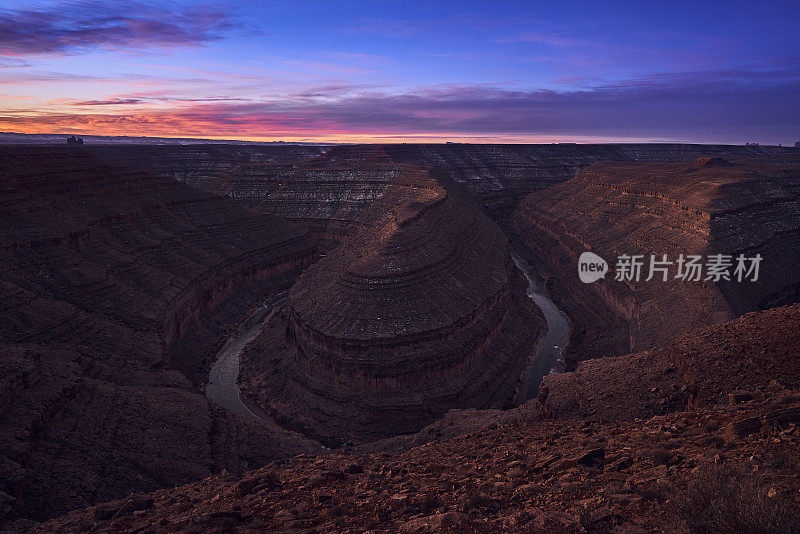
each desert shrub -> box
[637,481,669,502]
[765,450,793,470]
[650,446,672,464]
[670,464,800,533]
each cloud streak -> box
[0,1,237,56]
[494,32,593,47]
[69,98,144,105]
[2,66,798,143]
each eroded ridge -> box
[510,157,800,365]
[239,167,544,444]
[0,147,323,525]
[129,143,798,238]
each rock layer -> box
[239,168,544,444]
[0,147,323,526]
[33,303,800,534]
[94,145,409,249]
[128,143,798,240]
[510,157,800,364]
[384,143,795,221]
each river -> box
[511,250,571,399]
[207,253,568,416]
[205,292,286,419]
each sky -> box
[0,0,798,144]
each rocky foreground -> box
[2,143,799,531]
[28,303,800,533]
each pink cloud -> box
[0,2,237,56]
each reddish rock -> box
[510,158,800,366]
[729,390,754,404]
[25,303,800,533]
[240,167,545,444]
[4,144,800,532]
[725,416,763,440]
[0,147,323,526]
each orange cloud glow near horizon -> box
[1,1,798,146]
[0,100,697,145]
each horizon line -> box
[1,131,795,147]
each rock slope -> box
[510,156,800,364]
[32,303,800,533]
[0,147,324,526]
[123,143,797,238]
[238,168,544,445]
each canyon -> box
[237,163,543,445]
[1,142,799,532]
[0,147,324,525]
[510,155,800,365]
[29,302,800,533]
[87,142,792,237]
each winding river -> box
[206,253,569,417]
[511,250,571,399]
[205,292,286,419]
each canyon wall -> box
[87,144,327,191]
[103,143,797,238]
[238,166,545,445]
[510,156,800,365]
[0,147,324,526]
[34,302,800,533]
[93,144,373,249]
[382,144,796,221]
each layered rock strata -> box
[95,145,406,249]
[115,143,797,242]
[254,148,438,248]
[379,143,796,221]
[87,143,327,192]
[239,169,544,445]
[0,147,323,526]
[510,157,800,364]
[35,303,800,534]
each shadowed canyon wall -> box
[510,156,800,366]
[3,142,799,528]
[238,165,545,445]
[0,147,324,525]
[92,143,796,236]
[382,143,796,222]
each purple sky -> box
[1,0,798,143]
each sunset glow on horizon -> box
[1,0,798,144]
